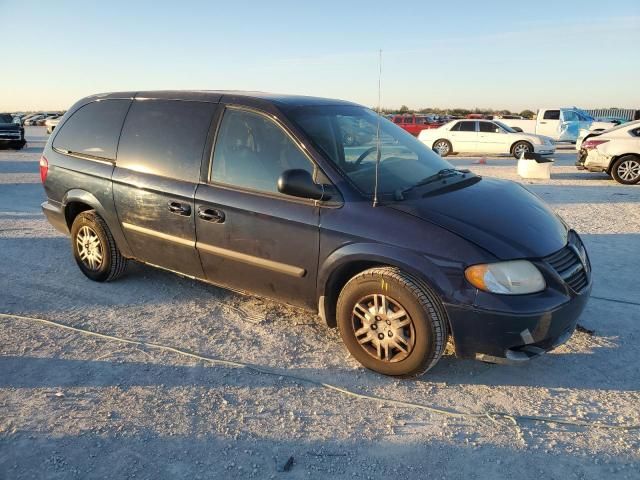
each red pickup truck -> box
[391,114,442,136]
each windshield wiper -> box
[395,168,472,200]
[405,168,466,191]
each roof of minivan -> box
[83,90,361,108]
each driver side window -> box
[210,108,315,194]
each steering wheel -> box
[354,146,378,167]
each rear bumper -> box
[444,282,591,362]
[41,200,69,235]
[575,149,611,172]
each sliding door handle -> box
[198,207,225,223]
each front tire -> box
[512,141,533,159]
[70,211,127,282]
[611,155,640,185]
[337,267,447,376]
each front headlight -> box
[465,260,545,295]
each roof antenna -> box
[373,49,382,207]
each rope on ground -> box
[1,312,638,432]
[591,295,640,307]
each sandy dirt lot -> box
[1,127,639,479]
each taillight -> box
[39,156,48,183]
[582,139,609,150]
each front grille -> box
[543,233,589,292]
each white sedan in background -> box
[44,116,61,134]
[576,120,640,184]
[418,119,555,158]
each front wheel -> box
[611,155,640,185]
[70,210,127,282]
[337,267,448,376]
[512,141,533,159]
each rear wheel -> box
[337,267,447,376]
[611,155,640,185]
[433,139,452,157]
[70,210,127,282]
[512,141,532,159]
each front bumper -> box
[533,143,555,155]
[0,138,26,149]
[445,284,590,362]
[445,231,592,362]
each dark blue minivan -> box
[40,91,591,376]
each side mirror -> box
[277,169,329,200]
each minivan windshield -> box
[286,105,455,196]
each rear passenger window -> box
[211,108,314,194]
[452,121,476,132]
[53,100,130,160]
[117,100,215,182]
[543,110,560,120]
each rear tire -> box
[336,267,447,377]
[611,155,640,185]
[433,139,452,157]
[70,210,127,282]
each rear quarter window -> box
[52,100,131,160]
[116,100,216,182]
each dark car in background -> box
[40,91,591,376]
[0,113,26,149]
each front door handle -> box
[198,207,225,223]
[168,201,191,216]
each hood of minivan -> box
[390,177,568,259]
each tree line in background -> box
[377,105,536,118]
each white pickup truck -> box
[500,108,615,142]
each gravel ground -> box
[1,128,639,479]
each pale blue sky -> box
[2,0,639,111]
